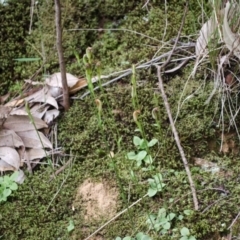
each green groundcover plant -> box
[0,171,18,202]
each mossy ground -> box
[1,0,240,239]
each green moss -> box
[0,0,30,94]
[2,0,240,239]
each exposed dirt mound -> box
[75,178,119,221]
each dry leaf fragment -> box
[3,115,48,132]
[28,104,50,119]
[4,99,25,107]
[17,130,53,149]
[26,148,49,160]
[45,72,79,88]
[0,159,15,172]
[222,2,240,60]
[25,88,59,109]
[0,147,20,170]
[196,16,217,56]
[15,169,25,184]
[43,109,60,124]
[69,78,88,94]
[0,129,24,148]
[0,93,10,104]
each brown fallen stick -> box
[154,1,198,210]
[156,65,199,210]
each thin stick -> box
[54,0,70,111]
[84,194,148,240]
[156,66,198,210]
[228,210,240,229]
[154,1,198,210]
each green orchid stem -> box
[25,101,53,170]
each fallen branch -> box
[84,194,148,240]
[155,1,198,210]
[156,65,199,210]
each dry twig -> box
[155,1,199,210]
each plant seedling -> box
[147,173,165,197]
[67,219,75,232]
[0,171,19,202]
[116,232,152,240]
[180,227,196,240]
[146,208,176,235]
[127,136,158,168]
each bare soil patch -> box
[75,178,119,221]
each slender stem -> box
[54,0,70,110]
[156,66,199,210]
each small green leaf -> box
[144,155,153,164]
[147,187,157,197]
[136,151,147,161]
[123,237,132,240]
[10,182,18,191]
[181,227,190,236]
[139,139,148,149]
[189,236,196,240]
[133,136,141,146]
[10,171,19,181]
[168,213,176,221]
[148,139,158,147]
[178,215,184,220]
[67,220,75,232]
[163,222,170,230]
[14,58,41,62]
[184,209,193,216]
[127,152,137,160]
[135,232,152,240]
[115,237,122,240]
[3,189,11,197]
[180,237,188,240]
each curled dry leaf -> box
[0,147,20,170]
[3,115,47,132]
[28,104,50,119]
[44,109,60,124]
[0,105,11,119]
[0,160,15,172]
[17,130,53,149]
[25,87,59,109]
[222,2,240,60]
[45,72,79,88]
[10,108,28,116]
[195,16,217,56]
[15,169,26,184]
[26,148,50,161]
[0,129,24,148]
[0,93,10,104]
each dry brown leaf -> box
[26,148,49,160]
[5,98,25,107]
[0,105,11,119]
[69,78,88,94]
[195,16,217,56]
[10,108,28,116]
[0,93,10,104]
[0,129,24,148]
[222,2,240,60]
[29,104,50,119]
[25,87,59,109]
[0,147,20,170]
[17,130,52,149]
[45,72,79,88]
[15,169,26,184]
[0,159,15,172]
[43,109,60,124]
[3,115,48,132]
[48,86,62,98]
